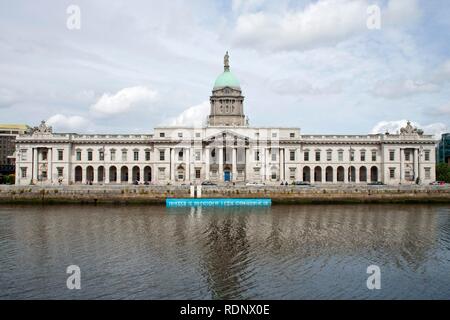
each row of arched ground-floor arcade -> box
[72,164,380,184]
[74,165,152,183]
[301,165,379,183]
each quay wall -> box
[1,185,450,205]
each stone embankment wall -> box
[1,185,450,205]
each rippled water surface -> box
[1,204,449,299]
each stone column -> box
[245,148,250,181]
[413,148,419,181]
[218,147,224,181]
[186,148,190,182]
[281,148,286,181]
[344,166,348,183]
[32,148,38,182]
[265,148,270,181]
[333,166,337,183]
[321,166,326,183]
[170,148,175,181]
[128,167,132,184]
[81,166,86,185]
[93,167,98,184]
[355,166,359,183]
[105,167,110,184]
[205,146,210,180]
[400,148,404,183]
[49,148,53,184]
[140,167,144,183]
[232,148,237,181]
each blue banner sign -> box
[166,198,272,207]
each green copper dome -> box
[213,70,240,90]
[213,51,241,90]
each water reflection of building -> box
[6,205,441,299]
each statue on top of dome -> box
[224,51,230,71]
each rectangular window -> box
[195,169,201,179]
[99,151,104,161]
[21,167,27,178]
[290,151,295,161]
[350,151,354,161]
[145,151,150,161]
[76,151,81,161]
[122,151,127,161]
[158,167,165,179]
[315,151,320,162]
[41,170,47,179]
[195,151,201,161]
[271,150,277,161]
[271,171,277,180]
[42,151,47,161]
[159,150,165,161]
[360,151,365,162]
[134,151,139,161]
[58,150,63,161]
[289,168,296,179]
[255,150,260,161]
[178,132,183,138]
[110,150,116,161]
[405,151,410,161]
[425,167,431,179]
[389,150,395,161]
[338,151,343,162]
[159,132,165,138]
[272,132,277,138]
[57,167,63,177]
[405,170,411,180]
[327,151,332,161]
[178,150,183,161]
[372,151,376,161]
[389,168,395,179]
[21,149,27,161]
[290,132,295,138]
[87,151,93,161]
[304,151,309,161]
[424,150,430,161]
[195,132,201,138]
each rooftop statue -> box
[32,120,53,135]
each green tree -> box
[436,163,450,182]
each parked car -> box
[201,181,217,186]
[367,181,384,185]
[293,181,311,186]
[429,181,445,185]
[246,182,265,186]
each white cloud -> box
[46,114,90,132]
[371,79,439,99]
[272,79,343,96]
[426,104,450,117]
[90,86,158,117]
[232,0,265,13]
[166,101,210,127]
[232,0,421,51]
[371,119,448,138]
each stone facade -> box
[15,54,437,186]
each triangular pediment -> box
[204,129,250,146]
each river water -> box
[0,204,449,299]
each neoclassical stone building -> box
[15,53,436,186]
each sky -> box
[0,0,449,137]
